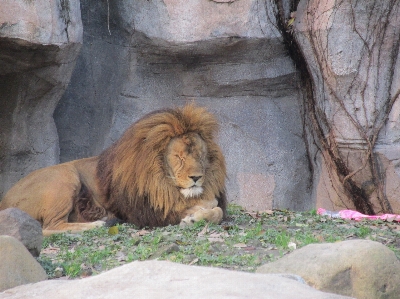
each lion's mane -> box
[97,104,227,227]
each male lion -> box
[0,104,227,236]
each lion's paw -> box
[180,207,223,227]
[179,215,196,227]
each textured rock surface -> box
[257,240,400,299]
[0,260,352,299]
[0,0,82,198]
[0,208,42,257]
[0,236,47,292]
[2,0,399,215]
[54,0,312,211]
[294,0,400,213]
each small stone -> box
[150,244,180,260]
[54,267,64,278]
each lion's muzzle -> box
[180,186,203,198]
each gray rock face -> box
[0,236,47,292]
[294,0,400,213]
[0,208,43,257]
[257,240,400,299]
[0,0,82,198]
[0,260,353,299]
[2,0,398,215]
[54,0,312,211]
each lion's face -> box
[165,132,208,198]
[98,104,226,227]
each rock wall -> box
[0,0,82,196]
[294,0,400,214]
[4,0,398,214]
[54,0,312,211]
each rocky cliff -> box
[1,0,399,214]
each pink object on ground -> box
[317,208,400,222]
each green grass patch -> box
[37,204,400,278]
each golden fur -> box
[0,104,227,235]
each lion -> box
[0,104,227,236]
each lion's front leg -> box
[180,206,223,227]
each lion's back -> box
[0,162,81,219]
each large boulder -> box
[0,236,47,292]
[257,240,400,299]
[0,260,352,299]
[0,208,42,257]
[0,0,82,198]
[54,0,312,212]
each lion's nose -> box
[189,176,202,183]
